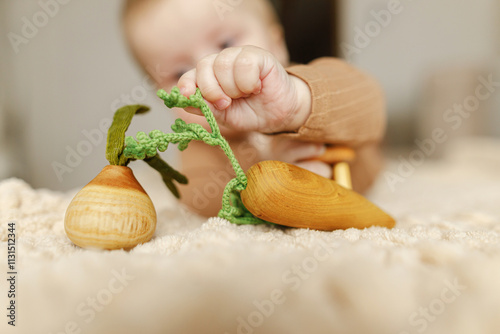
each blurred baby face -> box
[126,0,288,89]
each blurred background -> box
[0,0,499,190]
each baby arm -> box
[282,57,386,193]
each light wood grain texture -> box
[64,165,157,250]
[241,161,395,230]
[309,146,356,164]
[305,146,355,189]
[333,162,352,189]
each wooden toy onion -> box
[64,165,156,250]
[64,104,187,250]
[240,161,395,230]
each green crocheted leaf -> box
[106,105,150,166]
[144,155,188,199]
[123,137,146,160]
[171,118,188,133]
[149,130,169,151]
[177,141,190,151]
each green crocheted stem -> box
[156,87,247,184]
[122,87,270,226]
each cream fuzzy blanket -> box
[1,138,500,334]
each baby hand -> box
[177,46,311,134]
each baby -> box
[123,0,386,216]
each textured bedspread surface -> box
[1,138,500,334]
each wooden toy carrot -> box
[240,161,395,230]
